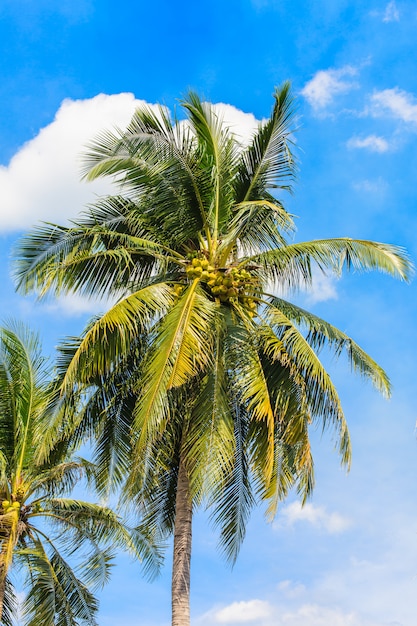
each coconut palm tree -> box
[13,84,412,626]
[0,321,156,626]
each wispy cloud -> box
[277,580,306,599]
[347,135,389,152]
[17,291,118,320]
[303,270,338,304]
[274,265,338,305]
[301,66,359,111]
[39,293,114,317]
[370,1,400,23]
[277,502,352,534]
[211,599,272,623]
[201,600,382,626]
[383,1,400,22]
[369,87,417,125]
[352,177,388,194]
[277,603,379,626]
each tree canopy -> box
[13,83,413,625]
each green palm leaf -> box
[62,282,173,388]
[133,282,216,453]
[260,303,350,464]
[184,328,235,498]
[266,295,390,396]
[209,403,254,564]
[236,82,297,202]
[183,92,239,244]
[249,239,412,292]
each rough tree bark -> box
[0,562,6,621]
[172,458,193,626]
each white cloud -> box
[213,600,272,623]
[38,293,113,317]
[369,88,417,125]
[278,501,352,534]
[198,507,417,626]
[347,135,389,153]
[383,1,400,22]
[277,580,306,599]
[369,1,400,23]
[0,93,144,232]
[17,290,123,321]
[4,93,262,315]
[277,603,379,626]
[0,94,261,234]
[274,265,338,304]
[303,270,338,304]
[212,103,259,145]
[201,601,383,626]
[301,66,359,111]
[352,177,388,194]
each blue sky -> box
[1,1,417,624]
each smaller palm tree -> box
[0,322,153,626]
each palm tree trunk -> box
[0,516,19,621]
[0,563,5,621]
[172,458,192,626]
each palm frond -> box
[227,307,276,482]
[248,239,413,293]
[0,323,52,481]
[21,535,99,626]
[260,304,351,465]
[209,402,255,564]
[261,409,315,520]
[218,199,295,262]
[62,282,173,388]
[182,92,239,242]
[236,82,297,202]
[184,328,235,500]
[133,282,216,453]
[29,462,84,499]
[267,295,391,396]
[0,577,18,626]
[84,109,210,249]
[20,541,58,626]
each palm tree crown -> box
[13,84,413,625]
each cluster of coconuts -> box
[2,500,21,513]
[185,254,258,315]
